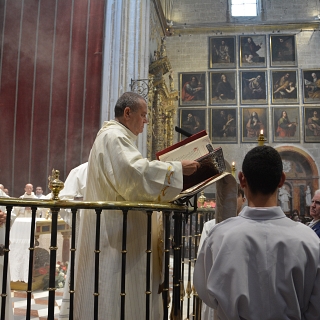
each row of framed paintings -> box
[179,107,320,144]
[179,70,320,106]
[209,34,297,69]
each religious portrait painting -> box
[239,35,267,68]
[179,108,206,140]
[271,70,298,104]
[179,72,206,106]
[272,107,300,143]
[304,107,320,142]
[209,36,236,69]
[241,107,268,143]
[210,107,238,143]
[302,69,320,104]
[240,70,267,105]
[270,34,297,67]
[209,71,237,105]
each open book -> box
[156,130,228,199]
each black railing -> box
[0,197,215,320]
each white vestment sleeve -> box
[88,129,183,202]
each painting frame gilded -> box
[209,36,236,69]
[272,107,300,143]
[179,108,207,140]
[179,72,207,106]
[210,107,238,144]
[271,70,298,105]
[240,70,267,105]
[304,107,320,142]
[241,107,268,143]
[209,71,237,105]
[302,69,320,104]
[270,34,297,67]
[239,35,267,68]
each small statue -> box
[169,70,174,91]
[160,37,166,58]
[153,50,159,61]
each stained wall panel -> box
[0,0,104,196]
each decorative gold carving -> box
[149,56,171,77]
[48,169,64,201]
[147,55,178,160]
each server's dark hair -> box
[242,146,283,195]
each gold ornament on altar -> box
[198,191,206,208]
[48,169,64,201]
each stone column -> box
[100,0,150,157]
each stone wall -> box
[161,1,320,202]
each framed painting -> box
[209,71,237,105]
[209,36,236,69]
[179,108,206,140]
[239,35,267,68]
[271,70,298,104]
[302,70,320,104]
[240,70,267,105]
[304,107,320,142]
[270,35,297,67]
[179,72,206,106]
[241,107,268,143]
[210,107,237,143]
[272,107,300,143]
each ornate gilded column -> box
[148,55,178,160]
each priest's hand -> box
[0,210,6,226]
[181,160,201,176]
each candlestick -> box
[257,130,267,146]
[231,162,236,178]
[198,191,206,208]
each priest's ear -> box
[238,171,246,189]
[123,106,131,119]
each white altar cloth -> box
[9,217,35,282]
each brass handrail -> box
[0,197,188,212]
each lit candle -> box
[231,162,236,177]
[257,129,266,146]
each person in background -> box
[13,183,37,218]
[35,186,46,199]
[308,189,320,238]
[194,145,320,320]
[0,195,13,319]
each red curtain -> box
[0,0,104,197]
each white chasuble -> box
[73,120,183,319]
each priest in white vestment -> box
[72,92,200,319]
[194,146,320,320]
[58,162,87,319]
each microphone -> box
[175,126,192,138]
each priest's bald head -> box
[114,92,148,136]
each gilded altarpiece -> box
[148,56,178,160]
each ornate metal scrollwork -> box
[130,79,150,100]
